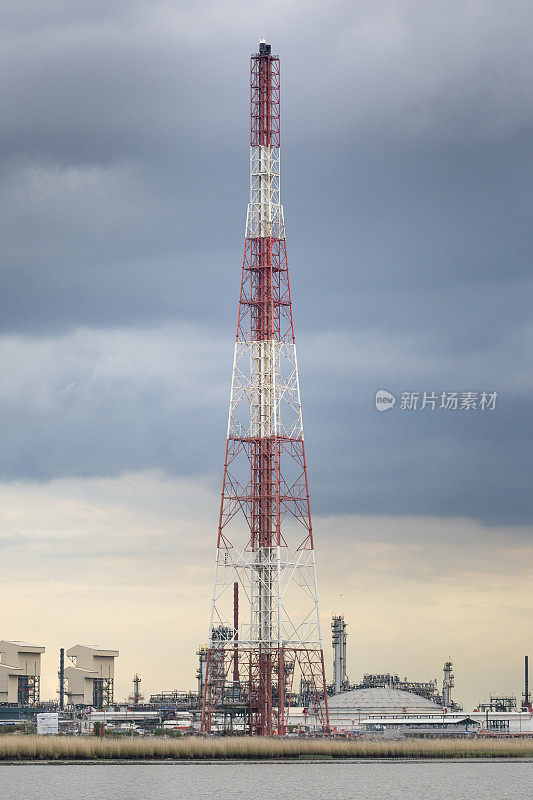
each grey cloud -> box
[3,1,533,163]
[0,323,530,525]
[1,0,531,336]
[0,325,229,480]
[0,0,531,528]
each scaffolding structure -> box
[92,677,113,709]
[17,675,40,706]
[201,42,329,735]
[354,673,442,704]
[478,694,517,713]
[148,691,198,709]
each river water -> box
[0,762,531,799]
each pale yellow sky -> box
[0,471,531,710]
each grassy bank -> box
[0,736,531,761]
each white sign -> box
[36,712,59,735]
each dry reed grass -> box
[0,735,531,761]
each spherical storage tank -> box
[327,687,441,715]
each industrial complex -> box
[1,44,531,741]
[0,628,531,737]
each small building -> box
[0,640,45,705]
[362,715,480,737]
[65,645,118,708]
[86,709,161,733]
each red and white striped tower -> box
[201,42,329,736]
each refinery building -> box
[0,627,531,738]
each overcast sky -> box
[0,0,531,708]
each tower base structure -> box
[201,645,329,735]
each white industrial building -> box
[0,640,45,705]
[359,711,533,736]
[65,645,118,708]
[299,687,533,735]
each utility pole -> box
[58,648,65,711]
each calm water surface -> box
[1,762,531,800]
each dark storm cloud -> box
[0,320,529,525]
[1,0,532,526]
[2,0,532,334]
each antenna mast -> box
[201,42,329,735]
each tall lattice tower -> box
[201,41,329,736]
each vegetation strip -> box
[0,737,531,761]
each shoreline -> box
[1,757,532,765]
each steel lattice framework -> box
[201,42,329,736]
